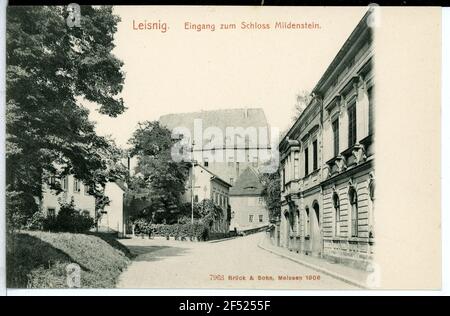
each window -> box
[61,176,69,191]
[249,215,254,223]
[333,193,340,236]
[305,208,310,237]
[348,103,357,147]
[47,208,56,218]
[49,176,56,186]
[312,140,318,170]
[204,161,209,167]
[259,215,263,223]
[368,87,374,135]
[369,180,375,238]
[294,151,300,179]
[349,187,358,237]
[304,147,309,176]
[84,184,90,196]
[230,178,234,185]
[194,195,199,203]
[73,178,81,193]
[332,118,340,157]
[282,167,286,191]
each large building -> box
[229,167,270,233]
[278,11,374,269]
[159,108,271,186]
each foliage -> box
[194,199,224,227]
[25,211,47,231]
[292,90,311,122]
[6,189,39,232]
[126,121,190,223]
[7,231,130,288]
[6,6,126,227]
[260,171,282,221]
[43,200,94,233]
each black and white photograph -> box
[1,3,445,294]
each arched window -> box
[349,187,358,237]
[296,209,300,236]
[333,192,340,237]
[369,180,375,238]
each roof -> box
[195,163,231,188]
[159,108,269,140]
[229,167,264,196]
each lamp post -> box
[191,140,195,224]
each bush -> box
[25,211,46,231]
[131,220,210,241]
[44,201,94,233]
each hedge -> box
[133,221,209,241]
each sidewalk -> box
[258,236,371,289]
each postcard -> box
[4,5,442,291]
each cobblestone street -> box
[117,233,357,289]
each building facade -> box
[159,108,272,186]
[278,12,374,269]
[41,175,96,218]
[183,163,232,233]
[97,182,126,237]
[229,167,270,233]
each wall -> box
[41,175,95,218]
[98,182,125,237]
[229,195,269,232]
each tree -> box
[260,171,281,222]
[292,90,311,122]
[126,121,190,224]
[6,6,126,227]
[194,199,224,228]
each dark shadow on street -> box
[127,245,190,262]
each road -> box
[117,232,357,289]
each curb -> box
[257,241,369,289]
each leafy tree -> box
[260,171,281,221]
[6,6,126,227]
[292,90,311,122]
[194,199,224,228]
[126,121,190,224]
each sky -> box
[87,6,368,148]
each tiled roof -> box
[159,108,269,140]
[229,167,264,196]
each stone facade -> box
[278,12,374,270]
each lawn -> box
[6,231,133,288]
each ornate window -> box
[332,118,340,157]
[333,192,340,237]
[369,179,375,238]
[312,140,318,170]
[304,147,309,176]
[349,186,358,237]
[348,102,357,147]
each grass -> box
[7,230,133,288]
